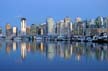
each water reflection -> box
[1,41,108,61]
[13,42,17,51]
[21,42,27,59]
[6,41,12,54]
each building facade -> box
[13,27,17,36]
[6,24,12,36]
[30,24,37,36]
[46,18,55,36]
[21,18,26,35]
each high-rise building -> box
[39,23,47,35]
[0,27,2,35]
[103,17,108,34]
[30,24,37,36]
[95,16,104,28]
[55,22,60,35]
[56,18,73,36]
[13,27,17,36]
[73,17,83,36]
[6,24,11,30]
[100,17,104,26]
[46,18,55,35]
[70,22,73,35]
[86,19,96,36]
[26,26,31,35]
[103,17,108,28]
[64,17,72,36]
[75,17,82,23]
[21,18,26,35]
[56,20,64,36]
[36,26,41,35]
[95,16,105,34]
[5,24,12,36]
[90,19,95,26]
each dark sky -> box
[0,0,108,28]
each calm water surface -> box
[0,40,108,71]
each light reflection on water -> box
[0,40,108,71]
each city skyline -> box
[0,0,108,71]
[0,16,107,39]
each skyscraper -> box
[64,17,72,36]
[73,17,83,35]
[40,23,46,36]
[95,16,104,34]
[30,24,37,36]
[0,27,2,35]
[6,24,11,30]
[21,18,26,35]
[103,17,108,28]
[5,24,12,36]
[13,27,17,36]
[56,20,64,36]
[75,17,82,23]
[26,26,31,35]
[46,18,55,36]
[95,16,104,28]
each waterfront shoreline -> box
[0,35,108,43]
